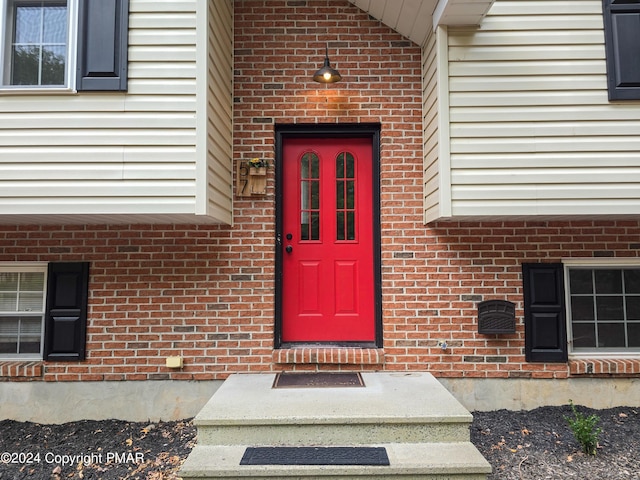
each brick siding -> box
[2,0,640,382]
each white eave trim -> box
[432,0,495,30]
[347,1,495,47]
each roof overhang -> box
[348,0,495,46]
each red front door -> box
[281,137,375,342]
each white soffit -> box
[348,0,495,46]
[432,0,495,28]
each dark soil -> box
[0,405,638,479]
[472,405,640,480]
[0,419,195,479]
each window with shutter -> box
[0,0,128,92]
[602,0,640,100]
[522,263,568,363]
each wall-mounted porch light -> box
[312,46,342,83]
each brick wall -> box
[2,0,640,382]
[3,221,640,381]
[3,219,640,381]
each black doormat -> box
[240,446,390,466]
[272,372,364,388]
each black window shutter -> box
[522,263,568,363]
[44,262,90,361]
[76,0,129,91]
[602,0,640,100]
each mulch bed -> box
[472,405,640,479]
[0,405,638,479]
[0,419,195,479]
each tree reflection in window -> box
[10,1,67,86]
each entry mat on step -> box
[240,446,390,466]
[272,372,365,388]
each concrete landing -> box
[196,372,472,425]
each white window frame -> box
[0,262,47,360]
[564,258,640,358]
[0,0,78,93]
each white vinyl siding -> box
[0,0,233,225]
[422,27,443,222]
[202,0,233,224]
[426,0,640,220]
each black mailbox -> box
[477,300,516,334]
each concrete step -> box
[180,442,492,479]
[194,372,475,445]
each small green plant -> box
[564,400,602,455]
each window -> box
[0,262,89,361]
[300,152,320,241]
[0,0,128,92]
[1,0,75,88]
[0,265,47,359]
[336,151,356,242]
[568,266,640,353]
[602,0,640,100]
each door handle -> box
[285,245,293,254]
